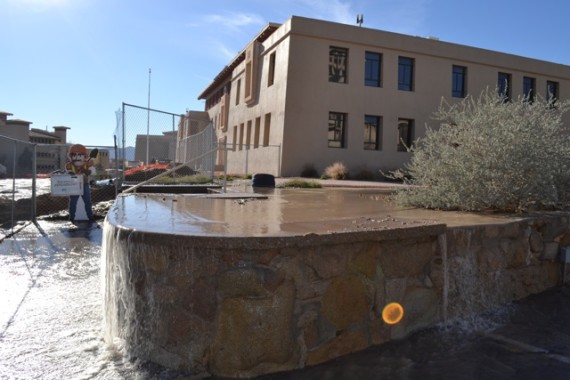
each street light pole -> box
[146,68,151,165]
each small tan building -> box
[198,16,570,177]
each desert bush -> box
[392,89,570,212]
[154,174,212,184]
[300,164,319,178]
[279,179,322,188]
[324,161,348,180]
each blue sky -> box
[1,0,569,147]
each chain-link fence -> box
[0,135,36,233]
[223,143,281,177]
[117,103,181,176]
[0,134,117,234]
[118,103,223,192]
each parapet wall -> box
[103,214,569,378]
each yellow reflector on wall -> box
[382,302,404,325]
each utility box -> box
[51,174,83,196]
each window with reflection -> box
[498,72,512,101]
[364,115,381,150]
[452,65,466,98]
[523,76,536,102]
[328,112,347,148]
[365,52,382,87]
[397,118,414,152]
[329,47,348,83]
[398,57,414,91]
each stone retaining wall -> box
[103,214,569,378]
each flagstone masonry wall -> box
[103,214,569,378]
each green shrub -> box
[324,161,348,180]
[154,174,212,184]
[279,179,322,188]
[392,89,570,212]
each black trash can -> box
[251,173,275,188]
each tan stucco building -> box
[198,16,570,177]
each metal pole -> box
[31,144,37,222]
[122,103,126,184]
[10,140,16,232]
[223,142,228,193]
[277,144,281,177]
[146,68,151,165]
[245,145,249,177]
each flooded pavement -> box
[1,218,570,379]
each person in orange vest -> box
[65,144,96,222]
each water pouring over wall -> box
[102,189,568,378]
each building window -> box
[235,79,241,105]
[232,126,237,151]
[254,117,261,148]
[364,115,381,150]
[397,118,414,152]
[365,51,382,87]
[498,72,511,101]
[547,80,559,103]
[452,65,466,98]
[398,57,414,91]
[328,112,347,148]
[263,113,271,146]
[268,52,276,87]
[523,77,536,102]
[329,46,348,83]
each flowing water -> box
[0,178,51,202]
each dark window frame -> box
[398,56,414,91]
[364,115,382,150]
[328,112,347,148]
[397,118,414,152]
[329,46,348,84]
[498,72,512,101]
[523,76,536,102]
[452,65,467,98]
[547,80,559,103]
[267,52,276,87]
[365,51,382,87]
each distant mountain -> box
[108,146,135,161]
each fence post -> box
[245,146,249,177]
[31,144,37,222]
[223,143,228,193]
[277,144,281,177]
[11,140,16,231]
[121,103,126,184]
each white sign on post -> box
[50,174,83,196]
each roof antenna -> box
[356,14,364,27]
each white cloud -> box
[203,12,265,30]
[215,41,239,61]
[298,0,354,24]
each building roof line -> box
[198,22,280,100]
